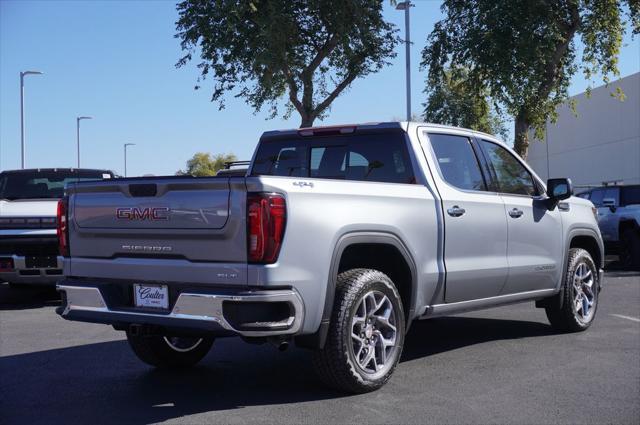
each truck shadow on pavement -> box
[402,316,558,362]
[1,315,561,424]
[0,283,60,311]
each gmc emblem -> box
[116,207,170,221]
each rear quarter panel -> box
[245,175,440,334]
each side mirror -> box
[546,178,573,209]
[602,198,617,212]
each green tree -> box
[175,0,398,127]
[422,66,507,140]
[423,0,639,159]
[177,152,238,176]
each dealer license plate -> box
[133,284,169,309]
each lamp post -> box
[76,116,93,168]
[396,1,412,122]
[124,143,135,177]
[20,70,43,169]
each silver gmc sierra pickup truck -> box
[55,122,604,393]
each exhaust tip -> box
[278,341,289,352]
[268,336,290,351]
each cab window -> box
[428,133,486,191]
[253,133,415,184]
[480,140,538,196]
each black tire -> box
[619,228,640,269]
[545,248,599,332]
[126,332,214,368]
[312,268,406,393]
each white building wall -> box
[527,72,640,189]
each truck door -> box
[421,131,509,303]
[478,139,564,294]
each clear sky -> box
[1,0,639,176]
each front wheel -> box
[312,269,406,393]
[545,248,599,332]
[126,331,214,368]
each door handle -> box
[447,206,466,217]
[509,208,524,218]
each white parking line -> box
[610,314,640,323]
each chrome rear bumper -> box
[57,284,304,337]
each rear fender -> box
[295,232,417,349]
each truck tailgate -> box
[66,177,248,285]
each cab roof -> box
[261,121,501,143]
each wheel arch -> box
[537,229,604,310]
[568,231,604,271]
[295,232,417,350]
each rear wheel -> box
[312,268,405,393]
[619,228,640,269]
[126,331,214,368]
[545,248,599,332]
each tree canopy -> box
[423,0,639,159]
[176,152,237,176]
[422,66,507,140]
[176,0,398,127]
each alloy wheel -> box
[350,290,399,376]
[572,262,596,323]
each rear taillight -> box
[247,193,286,264]
[57,197,69,256]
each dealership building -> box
[526,72,640,190]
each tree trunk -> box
[513,112,530,160]
[300,114,315,128]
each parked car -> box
[0,168,114,286]
[55,122,603,393]
[577,185,640,267]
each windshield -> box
[0,170,112,200]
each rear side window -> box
[428,133,486,191]
[252,133,414,184]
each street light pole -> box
[76,116,93,168]
[20,70,43,169]
[124,143,135,177]
[396,1,412,122]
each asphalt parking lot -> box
[1,269,639,425]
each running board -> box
[420,289,557,318]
